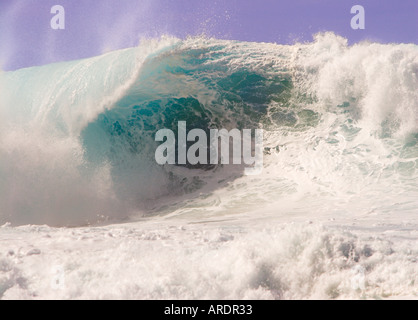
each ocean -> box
[0,33,417,299]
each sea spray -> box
[0,33,417,226]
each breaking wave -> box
[0,33,417,226]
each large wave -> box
[0,33,417,226]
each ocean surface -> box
[0,33,417,299]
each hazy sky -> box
[1,0,417,70]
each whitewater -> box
[0,33,417,299]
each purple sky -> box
[1,0,417,71]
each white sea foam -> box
[0,217,416,300]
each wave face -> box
[0,33,417,226]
